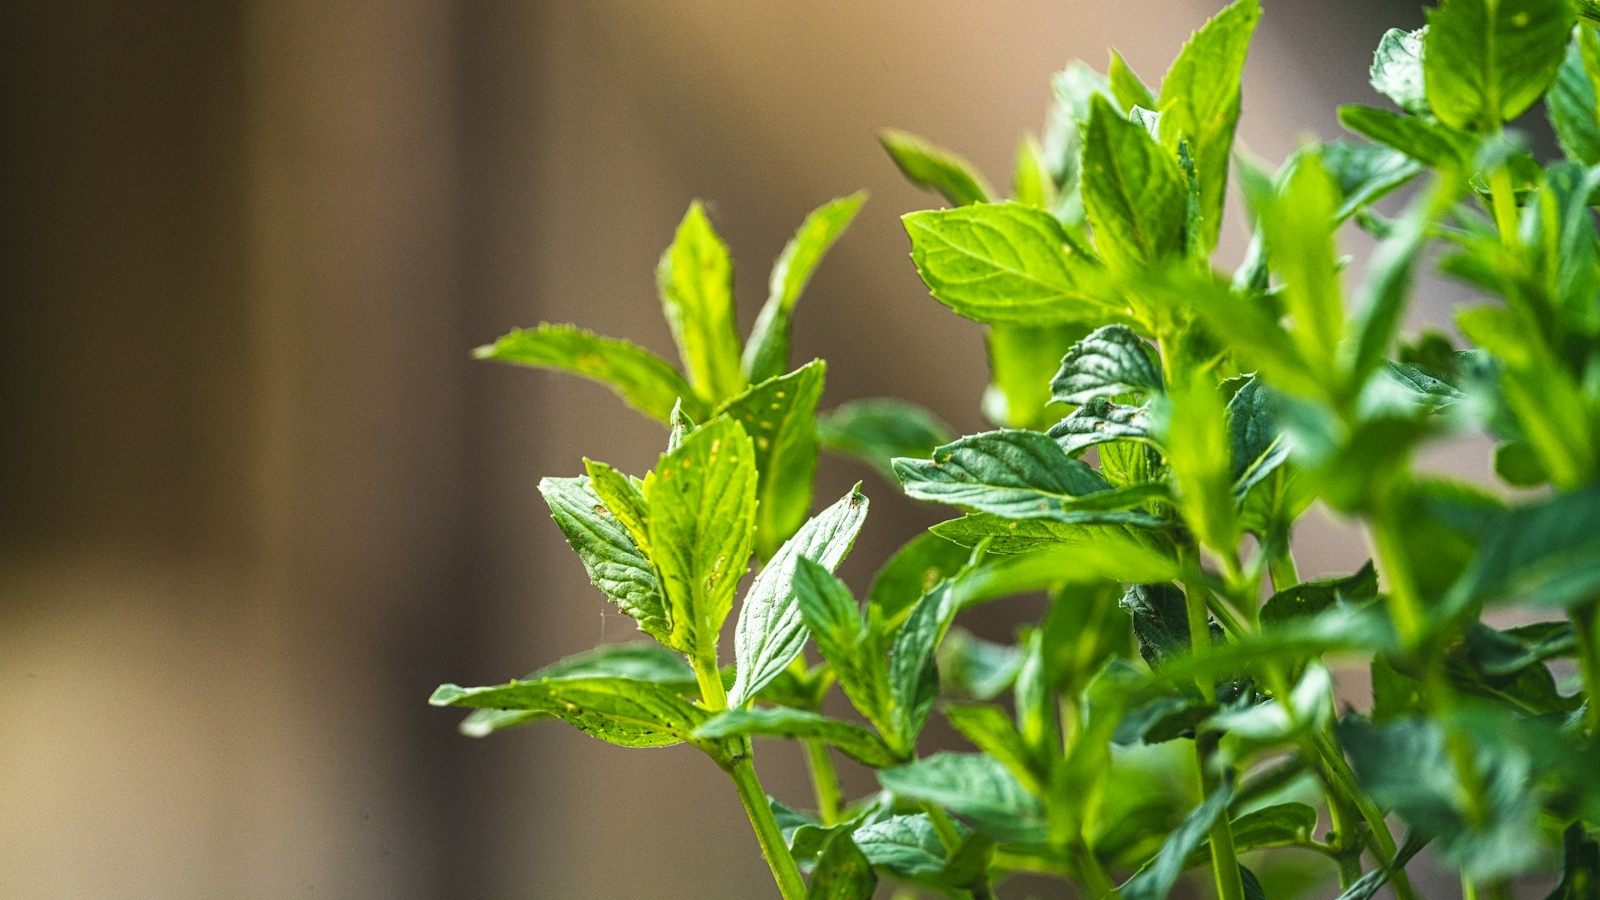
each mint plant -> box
[433,1,1600,898]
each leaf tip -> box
[430,684,467,706]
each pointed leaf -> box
[430,675,711,750]
[889,582,959,748]
[475,324,706,423]
[852,815,954,878]
[896,429,1145,522]
[1082,94,1188,267]
[807,831,877,900]
[583,459,652,556]
[944,704,1044,795]
[1548,28,1600,166]
[1226,376,1290,499]
[695,707,901,767]
[645,416,758,657]
[794,556,894,734]
[716,360,827,558]
[1047,397,1157,455]
[1051,324,1163,405]
[1108,48,1158,112]
[878,753,1046,843]
[744,194,866,383]
[540,475,673,645]
[455,642,697,737]
[879,128,993,207]
[1423,0,1575,132]
[730,486,870,706]
[1447,485,1600,610]
[818,398,955,480]
[931,515,1179,577]
[657,202,746,403]
[1370,27,1430,115]
[866,531,972,633]
[1120,780,1235,900]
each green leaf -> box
[866,531,971,633]
[852,815,954,879]
[1321,139,1422,220]
[730,486,871,706]
[936,628,1023,701]
[888,582,960,748]
[895,429,1167,525]
[657,201,746,403]
[583,459,652,556]
[1156,0,1261,254]
[716,361,827,559]
[877,753,1046,843]
[1248,148,1344,373]
[430,675,712,751]
[903,203,1126,326]
[807,830,877,900]
[983,323,1086,429]
[818,398,955,480]
[1423,0,1575,132]
[932,516,1179,577]
[1546,824,1600,900]
[1226,376,1290,499]
[1011,135,1056,210]
[794,556,895,736]
[1331,832,1429,900]
[1157,376,1239,555]
[879,128,994,207]
[1122,582,1205,670]
[1081,94,1188,268]
[1447,485,1600,610]
[1182,802,1320,867]
[475,324,706,424]
[1338,105,1472,169]
[1120,780,1235,900]
[1109,48,1158,112]
[1209,662,1333,745]
[944,703,1044,795]
[1260,561,1378,626]
[1047,397,1157,455]
[1370,27,1430,115]
[744,194,866,384]
[1050,324,1163,404]
[455,642,697,737]
[1462,620,1576,676]
[1547,27,1600,166]
[644,416,758,658]
[695,707,900,767]
[539,475,673,646]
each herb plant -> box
[432,1,1600,897]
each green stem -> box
[1571,602,1600,738]
[1072,839,1120,900]
[694,650,730,711]
[803,740,843,826]
[728,752,809,900]
[1312,734,1420,900]
[923,802,963,853]
[1487,163,1519,246]
[1183,578,1245,900]
[1267,538,1300,594]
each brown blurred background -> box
[1,1,1431,897]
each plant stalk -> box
[1183,578,1246,900]
[1571,601,1600,737]
[803,739,843,826]
[728,751,810,900]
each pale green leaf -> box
[944,704,1044,795]
[540,475,673,646]
[430,675,711,750]
[1249,148,1344,372]
[931,516,1178,575]
[657,201,746,403]
[475,324,706,423]
[1155,377,1238,555]
[1082,94,1188,267]
[983,323,1086,430]
[818,398,955,480]
[1547,28,1600,166]
[878,753,1046,843]
[1011,135,1056,210]
[852,815,953,878]
[1109,48,1158,112]
[1120,781,1235,900]
[879,128,993,207]
[716,360,827,558]
[937,629,1024,700]
[1423,0,1575,132]
[1338,104,1472,169]
[744,194,866,383]
[807,831,877,900]
[583,459,652,557]
[889,582,959,748]
[456,642,696,737]
[1370,27,1430,115]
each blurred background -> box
[0,1,1449,897]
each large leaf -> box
[851,815,953,878]
[1081,94,1188,267]
[879,128,994,207]
[430,676,712,751]
[1050,324,1163,404]
[644,416,758,658]
[716,361,827,559]
[1246,148,1344,373]
[744,194,866,383]
[817,398,955,480]
[1447,485,1600,610]
[475,324,706,423]
[695,707,900,767]
[903,203,1126,326]
[540,475,673,646]
[1547,27,1600,166]
[1422,0,1575,132]
[877,753,1046,843]
[455,642,697,737]
[657,202,746,403]
[730,486,870,706]
[1156,0,1261,254]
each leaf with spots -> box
[539,475,673,647]
[715,360,827,559]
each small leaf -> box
[1050,324,1163,405]
[1332,832,1429,900]
[1011,136,1056,210]
[937,629,1024,701]
[716,361,827,559]
[944,704,1044,795]
[1081,94,1188,268]
[1370,27,1430,115]
[1249,148,1344,373]
[852,815,953,879]
[1108,48,1157,112]
[695,707,901,767]
[1120,780,1235,900]
[645,416,758,658]
[818,398,955,480]
[1047,397,1157,456]
[879,128,993,207]
[1338,104,1472,169]
[455,642,697,737]
[583,459,652,556]
[878,753,1046,843]
[889,582,960,748]
[1226,376,1290,499]
[1260,561,1378,626]
[430,675,711,750]
[1158,376,1239,556]
[1423,0,1575,132]
[745,194,866,383]
[1547,28,1600,166]
[866,531,971,633]
[1321,139,1422,220]
[475,324,706,423]
[931,516,1179,577]
[540,475,673,646]
[903,203,1125,326]
[730,486,871,706]
[657,202,746,403]
[794,556,895,735]
[807,830,877,900]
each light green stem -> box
[803,740,843,826]
[728,753,809,900]
[1183,579,1246,900]
[1571,602,1600,737]
[1487,163,1519,246]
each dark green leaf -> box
[880,128,994,207]
[1047,397,1157,455]
[944,704,1044,795]
[807,831,877,900]
[1120,780,1235,900]
[657,202,746,403]
[1447,485,1600,610]
[1548,28,1600,166]
[716,360,827,559]
[878,753,1046,843]
[730,486,870,706]
[540,475,673,646]
[866,531,971,634]
[475,324,706,424]
[852,815,953,878]
[903,203,1126,326]
[1462,620,1576,676]
[744,194,866,383]
[1370,27,1430,115]
[818,398,955,481]
[1545,823,1600,900]
[795,556,894,735]
[1259,561,1378,627]
[1321,139,1422,220]
[1226,376,1290,499]
[1156,0,1261,253]
[1423,0,1575,132]
[931,516,1179,577]
[1082,94,1188,267]
[695,707,900,767]
[1050,324,1163,405]
[1121,582,1200,670]
[887,583,959,749]
[430,676,712,751]
[644,416,758,656]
